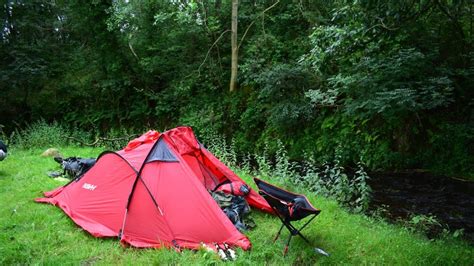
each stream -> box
[368,171,474,243]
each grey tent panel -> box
[146,138,179,163]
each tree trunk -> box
[229,0,238,92]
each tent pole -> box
[119,208,128,239]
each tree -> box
[229,0,238,92]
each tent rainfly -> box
[36,126,272,251]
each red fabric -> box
[200,147,273,213]
[165,127,273,213]
[36,153,136,237]
[124,130,160,151]
[116,141,155,170]
[216,181,246,196]
[124,159,250,250]
[36,126,270,251]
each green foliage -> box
[297,154,372,212]
[11,120,69,149]
[254,144,272,178]
[405,214,443,235]
[102,128,136,151]
[353,162,372,213]
[331,48,455,118]
[203,132,237,169]
[274,139,296,183]
[1,0,473,177]
[241,64,316,133]
[422,123,474,177]
[209,137,373,213]
[299,1,473,176]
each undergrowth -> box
[206,135,373,213]
[6,120,134,151]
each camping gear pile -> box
[211,190,254,232]
[0,140,7,161]
[48,156,96,179]
[211,180,255,231]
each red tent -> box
[36,126,272,251]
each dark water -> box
[368,171,474,242]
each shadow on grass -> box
[0,169,7,178]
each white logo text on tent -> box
[82,183,97,191]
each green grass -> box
[0,147,472,265]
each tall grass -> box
[7,121,136,151]
[10,120,70,149]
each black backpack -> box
[54,157,96,179]
[0,140,7,153]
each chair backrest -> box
[254,178,320,221]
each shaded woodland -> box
[1,0,473,177]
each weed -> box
[255,143,272,177]
[406,214,443,235]
[274,139,297,183]
[240,153,252,175]
[351,162,372,213]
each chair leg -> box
[283,234,293,257]
[296,230,311,244]
[274,223,285,242]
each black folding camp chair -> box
[254,178,321,256]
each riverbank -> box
[0,147,472,264]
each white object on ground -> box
[200,243,214,253]
[215,244,228,260]
[224,243,237,260]
[315,247,330,256]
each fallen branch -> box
[65,135,138,147]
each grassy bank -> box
[0,147,472,265]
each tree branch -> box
[197,29,231,76]
[128,41,139,60]
[238,0,280,49]
[128,33,139,60]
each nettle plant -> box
[274,140,297,183]
[254,144,272,178]
[298,153,372,213]
[204,133,237,169]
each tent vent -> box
[146,138,179,163]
